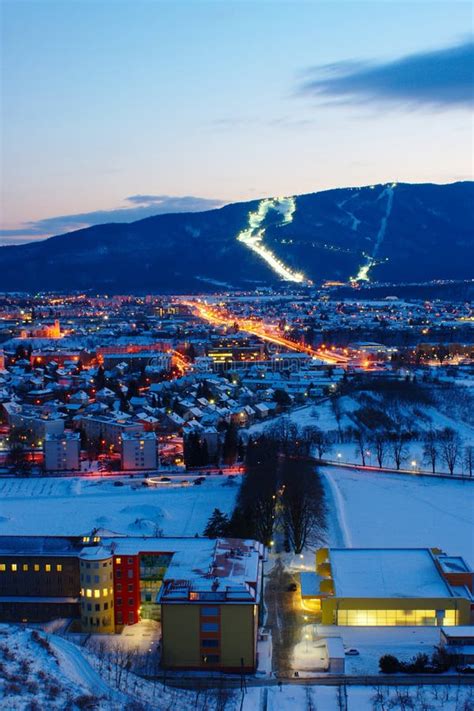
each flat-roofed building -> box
[44,432,80,472]
[121,431,157,470]
[300,548,473,627]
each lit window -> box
[103,588,108,597]
[86,589,92,598]
[116,557,121,565]
[0,564,5,572]
[94,590,100,598]
[56,564,62,572]
[22,564,28,571]
[11,564,17,572]
[83,536,90,543]
[34,564,40,572]
[45,564,51,572]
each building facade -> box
[44,432,80,472]
[121,431,157,471]
[300,548,473,627]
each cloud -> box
[0,195,226,245]
[298,39,474,110]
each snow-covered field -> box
[0,475,239,537]
[322,466,474,566]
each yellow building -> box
[79,549,115,633]
[159,538,265,672]
[300,548,473,627]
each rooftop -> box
[329,548,454,599]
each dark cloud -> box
[0,195,225,245]
[298,39,474,109]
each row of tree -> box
[204,424,326,554]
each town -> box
[0,288,473,709]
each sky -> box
[1,0,473,244]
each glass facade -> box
[336,608,457,626]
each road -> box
[184,300,349,366]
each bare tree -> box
[422,428,439,474]
[464,445,474,477]
[389,431,409,471]
[302,425,332,460]
[281,457,326,554]
[354,429,368,466]
[371,431,388,468]
[331,398,343,443]
[440,427,461,475]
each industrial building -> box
[300,548,473,626]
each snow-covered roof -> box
[329,548,454,599]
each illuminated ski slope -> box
[237,197,310,283]
[351,183,396,282]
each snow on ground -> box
[0,624,126,710]
[0,476,239,537]
[322,466,474,566]
[241,683,473,710]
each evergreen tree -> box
[203,508,229,538]
[222,422,239,465]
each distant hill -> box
[1,181,472,292]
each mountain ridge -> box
[1,181,472,292]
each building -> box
[300,548,473,627]
[4,402,65,441]
[159,538,264,672]
[78,414,143,448]
[440,627,474,665]
[121,431,157,471]
[0,534,265,671]
[44,432,81,472]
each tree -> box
[389,430,409,470]
[95,365,106,390]
[440,427,461,475]
[203,509,229,538]
[354,429,368,466]
[273,388,292,409]
[302,426,332,460]
[222,422,239,465]
[422,428,439,474]
[281,457,326,554]
[379,654,400,674]
[464,445,474,477]
[331,398,343,443]
[371,431,388,468]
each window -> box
[116,558,121,565]
[128,584,133,592]
[0,564,5,572]
[94,590,100,598]
[117,598,122,606]
[201,622,219,632]
[128,598,134,606]
[104,602,109,610]
[95,604,100,612]
[103,588,108,597]
[201,607,219,616]
[116,583,122,591]
[127,558,133,564]
[22,564,28,572]
[87,603,92,611]
[56,564,62,572]
[128,611,134,623]
[127,569,133,578]
[201,639,219,648]
[116,571,121,579]
[94,575,99,583]
[34,564,40,572]
[11,564,17,572]
[86,589,92,598]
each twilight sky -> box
[1,0,473,244]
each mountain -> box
[1,181,472,292]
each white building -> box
[44,432,80,472]
[121,431,157,471]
